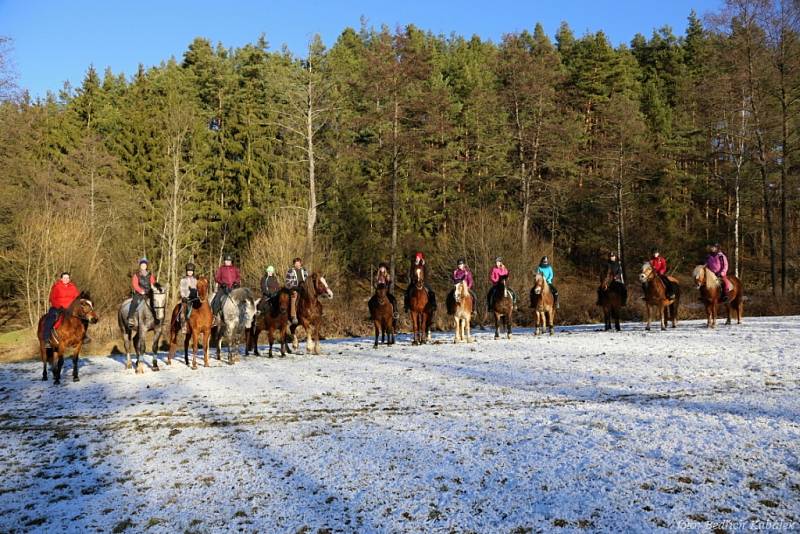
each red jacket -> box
[650,256,667,276]
[215,265,241,288]
[49,281,80,309]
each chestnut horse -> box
[167,277,213,369]
[247,289,292,357]
[530,272,555,335]
[597,268,625,332]
[446,279,473,343]
[692,265,743,328]
[408,266,433,345]
[37,293,99,384]
[369,283,395,348]
[290,272,333,355]
[488,275,513,339]
[639,262,680,331]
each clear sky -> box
[1,0,722,99]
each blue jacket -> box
[537,265,554,284]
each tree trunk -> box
[306,73,317,264]
[390,99,399,286]
[514,96,529,260]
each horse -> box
[446,279,474,343]
[692,265,744,328]
[167,277,213,369]
[37,293,98,384]
[639,262,680,331]
[530,273,556,336]
[368,283,395,348]
[290,273,333,355]
[118,284,168,373]
[210,286,256,364]
[488,274,513,339]
[597,268,625,332]
[247,288,292,357]
[408,266,433,345]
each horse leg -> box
[506,314,512,339]
[151,328,161,371]
[644,305,651,331]
[374,320,380,348]
[494,313,500,340]
[40,343,48,381]
[453,317,460,344]
[549,309,555,336]
[53,350,64,385]
[124,333,132,370]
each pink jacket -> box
[490,266,508,284]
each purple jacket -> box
[705,252,729,277]
[452,268,474,289]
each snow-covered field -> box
[0,317,798,533]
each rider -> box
[404,252,437,313]
[178,263,198,333]
[211,254,241,315]
[375,262,399,319]
[42,271,80,346]
[597,251,627,306]
[258,265,282,314]
[536,256,559,309]
[128,258,158,328]
[286,257,308,325]
[452,258,477,303]
[649,247,677,300]
[488,257,516,309]
[705,243,730,302]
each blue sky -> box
[1,0,721,98]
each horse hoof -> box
[42,375,47,382]
[152,365,160,372]
[494,335,499,340]
[53,380,60,385]
[73,376,80,382]
[192,364,197,370]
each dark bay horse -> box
[409,266,433,345]
[247,288,292,357]
[488,275,513,339]
[530,272,555,335]
[167,277,214,369]
[38,293,98,384]
[290,273,333,355]
[369,283,395,348]
[639,262,680,331]
[597,268,625,332]
[692,265,744,328]
[118,284,168,373]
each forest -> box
[0,0,798,342]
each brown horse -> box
[447,280,473,343]
[692,265,744,328]
[167,277,214,369]
[408,266,433,345]
[290,272,333,355]
[639,262,680,331]
[37,293,99,384]
[489,275,513,339]
[247,289,292,357]
[530,272,555,335]
[597,268,625,332]
[369,283,395,348]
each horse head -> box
[196,277,209,299]
[376,282,388,299]
[693,265,715,290]
[414,267,424,288]
[73,292,99,324]
[533,273,545,295]
[454,280,469,303]
[639,262,653,284]
[151,284,168,322]
[313,273,334,300]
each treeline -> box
[1,0,799,329]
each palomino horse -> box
[167,277,213,369]
[210,287,256,364]
[118,284,168,373]
[530,272,555,335]
[692,265,743,328]
[597,268,625,331]
[368,283,395,348]
[290,273,333,354]
[408,266,433,345]
[247,288,292,357]
[639,262,680,331]
[38,293,98,384]
[488,275,513,339]
[446,279,474,343]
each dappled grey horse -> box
[210,286,256,364]
[117,284,168,373]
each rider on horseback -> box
[286,257,308,325]
[258,265,281,314]
[597,251,628,306]
[404,252,437,312]
[211,254,241,315]
[42,272,81,347]
[127,258,158,328]
[488,257,517,309]
[649,247,677,300]
[178,262,198,334]
[375,262,399,319]
[452,258,477,303]
[706,243,730,302]
[536,256,559,309]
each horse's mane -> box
[641,261,652,272]
[693,265,717,290]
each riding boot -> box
[290,290,299,325]
[550,285,559,309]
[427,286,437,312]
[180,303,188,334]
[720,281,729,303]
[127,294,142,327]
[42,308,58,348]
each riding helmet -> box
[495,256,503,263]
[457,258,466,266]
[540,256,549,266]
[609,251,617,259]
[378,262,389,270]
[185,262,195,272]
[651,247,660,255]
[139,257,148,265]
[223,254,233,262]
[266,265,275,274]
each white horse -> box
[117,284,168,373]
[210,287,256,364]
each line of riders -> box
[39,242,733,346]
